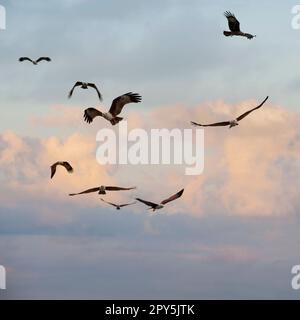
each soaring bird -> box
[50,161,73,179]
[191,96,269,129]
[84,92,142,126]
[100,198,136,210]
[19,57,51,65]
[136,189,184,212]
[69,186,136,196]
[68,81,103,101]
[223,11,255,39]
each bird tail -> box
[110,117,123,125]
[98,190,106,195]
[244,33,256,39]
[223,31,232,37]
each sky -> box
[1,0,300,299]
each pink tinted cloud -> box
[1,98,300,218]
[30,105,83,128]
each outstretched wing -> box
[224,11,240,32]
[161,189,184,205]
[135,198,158,208]
[50,161,73,179]
[69,187,100,196]
[50,163,58,179]
[36,57,51,63]
[19,57,34,64]
[61,162,74,173]
[119,202,137,208]
[84,108,103,124]
[236,96,269,121]
[105,186,136,191]
[100,198,118,208]
[191,121,231,127]
[109,92,142,117]
[68,81,83,98]
[87,83,103,101]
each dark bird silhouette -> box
[191,96,269,129]
[223,11,255,39]
[19,57,51,65]
[69,185,136,196]
[84,92,142,126]
[136,189,184,212]
[68,81,102,101]
[100,198,136,210]
[50,161,73,179]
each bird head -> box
[98,186,106,194]
[229,120,239,128]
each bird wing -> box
[84,108,103,124]
[105,186,136,191]
[119,202,137,208]
[51,162,73,179]
[109,92,142,117]
[236,96,269,121]
[62,162,74,173]
[135,198,158,208]
[69,187,100,196]
[100,198,118,207]
[87,83,103,101]
[191,121,231,127]
[19,57,34,63]
[50,163,58,179]
[36,57,51,63]
[224,11,240,32]
[68,81,83,98]
[161,188,184,205]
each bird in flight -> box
[19,57,51,65]
[191,96,269,129]
[223,11,255,39]
[50,161,73,179]
[100,198,136,210]
[84,92,142,126]
[136,189,184,212]
[68,81,103,101]
[69,185,136,196]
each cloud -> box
[1,98,300,220]
[0,129,122,226]
[2,0,300,300]
[30,105,83,128]
[1,217,299,299]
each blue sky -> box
[1,0,300,299]
[1,0,300,135]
